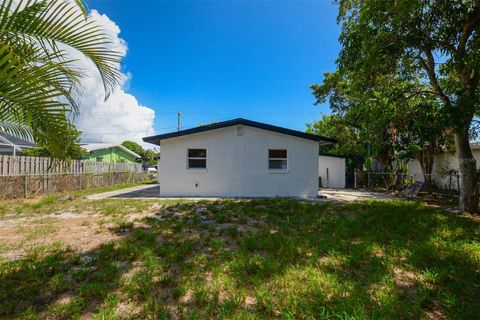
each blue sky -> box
[89,0,341,134]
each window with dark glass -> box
[187,148,207,169]
[268,149,287,170]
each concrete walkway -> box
[88,185,396,203]
[87,185,222,201]
[87,185,161,200]
[317,189,395,203]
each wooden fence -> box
[0,156,147,199]
[0,155,143,176]
[0,172,147,199]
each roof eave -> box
[143,118,337,146]
[83,144,141,159]
[118,145,141,158]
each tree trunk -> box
[455,127,479,213]
[418,146,435,190]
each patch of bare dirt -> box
[179,289,193,304]
[393,267,423,296]
[421,308,450,320]
[52,292,74,306]
[115,300,142,319]
[244,295,257,308]
[0,213,127,261]
[125,203,166,222]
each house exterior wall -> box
[405,149,480,190]
[432,150,480,190]
[405,159,425,182]
[159,125,319,197]
[157,156,161,184]
[85,147,137,163]
[318,155,345,188]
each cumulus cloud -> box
[70,10,155,146]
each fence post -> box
[24,175,28,198]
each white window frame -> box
[268,149,288,173]
[186,148,207,171]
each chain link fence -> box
[354,171,460,193]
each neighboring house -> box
[406,142,480,190]
[0,132,35,156]
[319,154,346,189]
[143,118,336,197]
[81,143,141,163]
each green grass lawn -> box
[0,195,479,319]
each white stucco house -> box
[406,142,480,190]
[143,118,337,198]
[319,154,346,189]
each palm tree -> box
[0,0,121,158]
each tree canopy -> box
[320,0,480,212]
[121,141,145,159]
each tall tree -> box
[311,72,449,186]
[143,149,159,165]
[0,0,121,159]
[330,0,480,212]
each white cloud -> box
[70,10,155,146]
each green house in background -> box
[82,143,141,163]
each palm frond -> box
[0,41,79,157]
[1,0,121,97]
[0,0,122,159]
[0,121,33,141]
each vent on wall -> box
[236,126,244,136]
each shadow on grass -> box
[0,199,479,319]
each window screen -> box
[187,148,207,169]
[268,149,287,170]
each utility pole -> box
[177,111,182,132]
